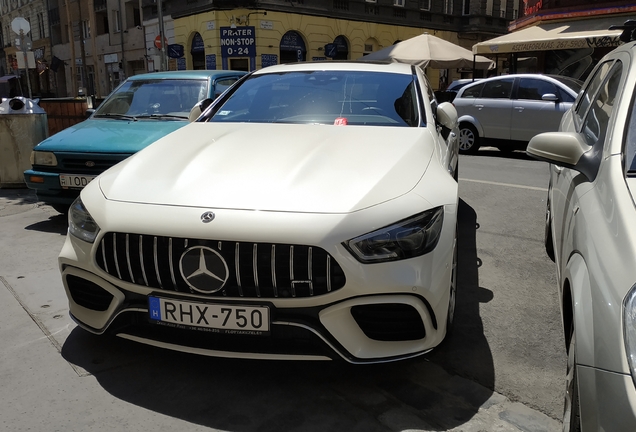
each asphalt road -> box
[0,150,564,431]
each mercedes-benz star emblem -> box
[201,211,215,223]
[179,246,229,293]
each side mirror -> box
[542,93,559,102]
[527,132,596,181]
[188,98,214,122]
[85,108,95,117]
[436,102,458,130]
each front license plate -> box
[60,174,96,189]
[148,296,270,334]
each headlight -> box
[30,151,58,166]
[624,283,636,386]
[344,207,444,263]
[68,197,100,243]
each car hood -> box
[99,123,435,213]
[34,118,187,153]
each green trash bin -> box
[0,97,48,188]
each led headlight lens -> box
[30,151,58,166]
[68,197,100,243]
[344,206,444,263]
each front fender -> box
[562,253,593,365]
[457,115,484,138]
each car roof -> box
[458,73,581,95]
[252,61,415,75]
[126,70,247,81]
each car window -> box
[214,77,241,98]
[95,79,209,118]
[481,78,513,99]
[579,61,622,149]
[209,71,420,127]
[574,60,616,125]
[460,83,484,98]
[517,78,557,101]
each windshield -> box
[94,79,209,119]
[208,70,420,127]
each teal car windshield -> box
[94,79,210,119]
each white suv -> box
[527,20,636,432]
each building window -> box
[394,0,405,6]
[394,8,406,17]
[113,10,121,33]
[82,20,90,39]
[420,11,431,20]
[462,0,470,15]
[365,4,379,14]
[419,0,430,10]
[486,0,493,16]
[444,0,453,14]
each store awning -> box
[473,15,629,55]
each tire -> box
[545,197,555,262]
[51,204,69,215]
[563,323,581,432]
[458,124,480,154]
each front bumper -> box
[578,364,636,431]
[24,169,79,206]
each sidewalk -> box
[0,189,561,432]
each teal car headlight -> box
[30,151,58,166]
[68,197,100,243]
[344,207,444,263]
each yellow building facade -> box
[171,9,467,90]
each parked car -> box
[434,78,481,103]
[24,70,247,212]
[58,61,460,363]
[527,22,636,431]
[454,73,582,154]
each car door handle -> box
[514,106,525,111]
[475,104,484,109]
[573,204,580,215]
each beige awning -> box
[473,15,629,55]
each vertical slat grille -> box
[95,233,346,298]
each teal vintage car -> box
[24,69,246,212]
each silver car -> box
[527,22,636,431]
[454,73,582,153]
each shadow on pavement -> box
[60,199,494,431]
[25,213,68,235]
[472,148,534,161]
[426,199,495,390]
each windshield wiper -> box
[94,113,138,121]
[135,114,187,120]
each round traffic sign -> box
[154,35,168,49]
[11,17,30,35]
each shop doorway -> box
[191,33,205,70]
[280,31,306,63]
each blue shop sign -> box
[220,26,256,57]
[168,44,184,59]
[261,54,277,68]
[206,54,217,70]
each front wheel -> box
[458,124,480,154]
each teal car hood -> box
[34,118,187,153]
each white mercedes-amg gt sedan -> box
[59,61,460,364]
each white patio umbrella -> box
[359,33,495,70]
